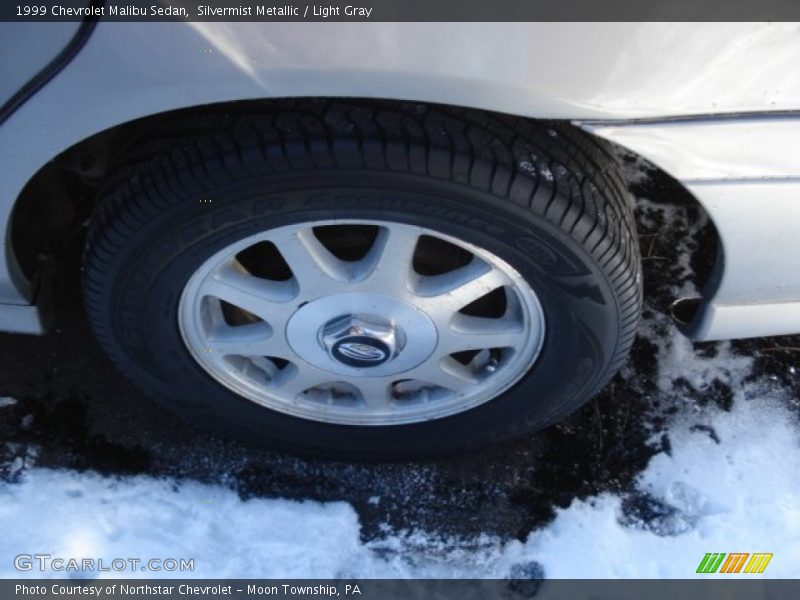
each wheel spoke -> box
[277,363,335,398]
[403,357,476,394]
[416,260,511,316]
[201,264,295,324]
[438,315,527,354]
[206,321,293,358]
[357,225,420,292]
[271,227,351,294]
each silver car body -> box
[2,22,800,339]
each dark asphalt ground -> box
[2,160,798,542]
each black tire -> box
[83,99,641,460]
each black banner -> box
[4,0,800,22]
[3,579,800,599]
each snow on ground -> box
[1,326,798,580]
[519,387,800,578]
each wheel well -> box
[8,97,720,309]
[609,144,721,319]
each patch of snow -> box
[7,457,24,478]
[0,470,375,579]
[1,382,797,578]
[655,335,752,395]
[518,159,554,182]
[0,470,519,579]
[518,390,800,578]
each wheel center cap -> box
[285,293,438,377]
[322,315,400,368]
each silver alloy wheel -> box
[178,220,545,426]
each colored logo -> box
[696,553,773,574]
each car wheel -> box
[83,100,641,459]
